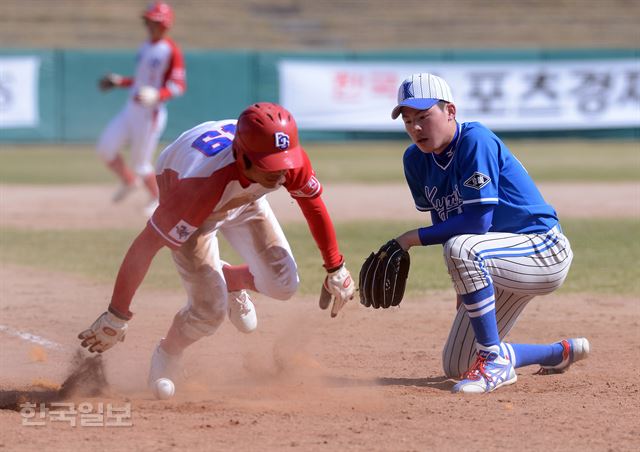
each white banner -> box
[279,59,640,131]
[0,56,40,128]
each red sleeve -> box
[284,149,322,199]
[158,38,186,101]
[296,195,344,270]
[109,224,165,319]
[118,77,134,88]
[285,150,342,270]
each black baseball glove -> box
[358,239,410,309]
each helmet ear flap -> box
[232,138,254,170]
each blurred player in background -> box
[78,103,355,396]
[96,1,186,216]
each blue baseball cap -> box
[391,73,454,119]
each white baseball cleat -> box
[112,182,138,203]
[536,337,590,375]
[452,345,517,394]
[228,290,257,333]
[148,341,183,388]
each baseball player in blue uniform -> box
[390,73,590,393]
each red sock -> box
[222,264,256,292]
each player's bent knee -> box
[253,246,299,300]
[443,235,481,264]
[442,364,460,379]
[176,304,227,340]
[443,236,490,294]
[96,144,118,163]
[441,349,469,379]
[257,273,299,300]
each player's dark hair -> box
[437,101,448,111]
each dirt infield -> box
[1,181,639,230]
[0,183,639,451]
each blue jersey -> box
[403,122,558,234]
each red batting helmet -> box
[233,103,303,171]
[143,2,174,29]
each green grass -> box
[0,140,638,184]
[0,145,121,185]
[1,219,637,296]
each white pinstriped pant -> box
[441,226,573,378]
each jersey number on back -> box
[191,124,236,157]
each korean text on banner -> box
[278,59,640,132]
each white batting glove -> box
[135,86,160,107]
[320,264,356,318]
[78,311,128,353]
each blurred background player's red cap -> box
[142,1,174,29]
[234,103,304,171]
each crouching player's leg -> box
[441,230,584,394]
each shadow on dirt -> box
[322,375,454,391]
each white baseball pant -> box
[170,197,299,341]
[96,102,167,176]
[441,226,573,377]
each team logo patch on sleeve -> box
[464,172,491,190]
[169,220,197,244]
[290,175,321,198]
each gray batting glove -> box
[78,311,128,353]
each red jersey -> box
[149,120,341,268]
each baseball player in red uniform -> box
[96,1,186,216]
[78,103,356,395]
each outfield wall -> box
[0,48,638,142]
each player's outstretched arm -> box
[78,224,165,353]
[295,195,355,317]
[98,73,133,92]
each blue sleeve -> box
[403,146,431,212]
[456,125,500,207]
[418,204,494,246]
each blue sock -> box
[461,285,500,349]
[508,342,565,368]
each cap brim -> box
[246,145,304,171]
[391,98,440,119]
